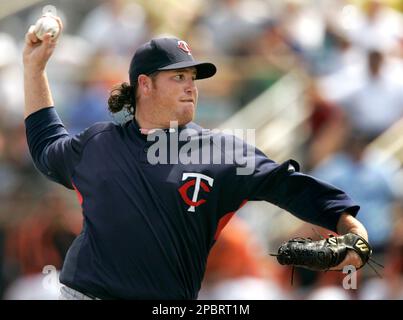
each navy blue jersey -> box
[25,107,360,299]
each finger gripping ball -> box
[34,15,60,40]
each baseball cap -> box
[129,37,217,85]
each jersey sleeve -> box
[227,140,360,232]
[25,107,85,189]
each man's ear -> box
[138,74,152,96]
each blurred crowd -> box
[0,0,403,299]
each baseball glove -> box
[271,233,373,272]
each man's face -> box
[149,67,198,126]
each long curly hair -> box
[107,72,160,117]
[108,82,136,116]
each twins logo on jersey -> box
[178,173,214,212]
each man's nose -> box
[185,79,196,94]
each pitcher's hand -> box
[23,16,63,72]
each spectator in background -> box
[308,20,365,76]
[339,49,403,140]
[348,0,403,53]
[78,0,149,56]
[279,0,325,54]
[0,33,23,124]
[202,0,268,56]
[311,130,398,253]
[303,79,349,170]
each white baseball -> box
[34,15,60,40]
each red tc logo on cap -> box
[178,40,192,55]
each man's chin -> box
[177,115,194,126]
[176,109,195,126]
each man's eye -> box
[174,74,184,80]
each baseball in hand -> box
[34,15,60,40]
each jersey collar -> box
[129,118,188,140]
